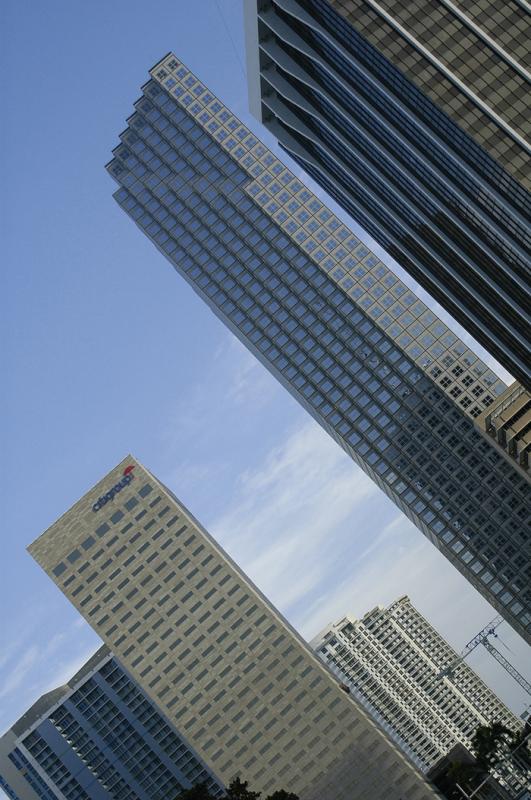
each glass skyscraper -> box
[0,645,222,800]
[28,456,438,800]
[243,0,531,390]
[106,54,530,644]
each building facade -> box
[426,745,519,800]
[311,596,527,797]
[0,646,223,800]
[243,0,531,390]
[476,382,531,477]
[28,456,440,800]
[106,54,530,642]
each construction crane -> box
[438,614,503,679]
[481,638,531,699]
[439,614,531,716]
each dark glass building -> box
[107,54,530,643]
[243,0,531,390]
[0,646,222,800]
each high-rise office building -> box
[106,54,530,642]
[0,646,223,800]
[312,596,529,796]
[246,0,531,187]
[243,0,531,389]
[28,456,440,800]
[477,382,531,477]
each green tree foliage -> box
[509,717,531,767]
[175,777,299,800]
[434,719,531,799]
[225,778,261,800]
[442,760,483,799]
[176,782,217,800]
[471,721,513,770]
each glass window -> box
[81,536,95,551]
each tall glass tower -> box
[106,54,530,644]
[243,0,531,390]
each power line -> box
[214,0,247,79]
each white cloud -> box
[210,420,378,611]
[223,336,277,408]
[0,646,41,701]
[35,643,101,697]
[160,332,280,461]
[204,419,529,715]
[0,618,101,735]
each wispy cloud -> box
[210,420,379,612]
[0,619,100,735]
[223,337,278,408]
[205,419,529,714]
[160,332,279,457]
[0,646,41,701]
[35,643,101,697]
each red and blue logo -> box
[92,465,136,512]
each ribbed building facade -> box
[0,646,222,800]
[477,382,531,477]
[105,53,530,642]
[243,0,531,390]
[27,456,441,800]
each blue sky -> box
[2,0,529,781]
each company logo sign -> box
[92,465,135,512]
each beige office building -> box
[28,456,441,800]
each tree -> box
[442,760,484,799]
[509,717,531,768]
[471,721,513,770]
[433,720,531,799]
[176,782,217,800]
[225,777,261,800]
[175,777,300,800]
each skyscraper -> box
[312,596,528,795]
[28,456,440,800]
[106,54,530,642]
[476,382,531,477]
[0,646,223,800]
[243,0,531,389]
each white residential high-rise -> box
[28,456,440,800]
[312,596,528,795]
